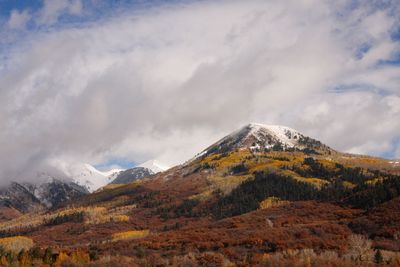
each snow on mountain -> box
[32,160,166,193]
[22,177,88,208]
[0,163,121,212]
[0,182,43,213]
[246,123,303,149]
[108,160,170,185]
[139,160,170,173]
[0,172,89,212]
[65,163,123,193]
[194,123,333,159]
[111,167,154,184]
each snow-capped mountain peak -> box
[246,123,302,148]
[139,160,169,173]
[66,163,123,192]
[194,123,333,159]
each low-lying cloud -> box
[0,0,399,184]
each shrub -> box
[346,234,373,262]
[374,249,383,263]
[0,236,34,253]
[259,197,289,209]
[111,230,150,242]
[44,211,84,226]
[89,246,99,261]
[43,247,53,264]
[70,250,90,263]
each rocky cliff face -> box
[111,167,154,184]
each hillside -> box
[0,124,399,266]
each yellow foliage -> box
[0,202,137,232]
[56,251,71,263]
[85,204,134,224]
[199,150,254,173]
[249,162,278,173]
[342,181,356,189]
[259,197,289,209]
[316,159,339,169]
[192,174,252,200]
[87,214,130,224]
[18,251,31,265]
[0,236,34,253]
[293,176,329,189]
[112,230,150,242]
[366,177,385,185]
[0,255,7,265]
[113,215,130,222]
[70,250,90,264]
[194,150,326,201]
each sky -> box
[0,0,399,183]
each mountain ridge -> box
[193,123,334,161]
[110,160,170,185]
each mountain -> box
[0,163,120,215]
[22,176,88,208]
[66,163,123,192]
[0,175,88,213]
[110,160,169,184]
[194,123,333,159]
[0,182,43,213]
[110,167,154,184]
[139,160,170,173]
[1,123,400,266]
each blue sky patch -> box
[95,158,136,171]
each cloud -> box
[38,0,82,25]
[0,0,399,184]
[8,9,31,29]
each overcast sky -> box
[0,0,399,183]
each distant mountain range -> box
[0,159,169,214]
[0,176,87,213]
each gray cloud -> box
[0,0,399,184]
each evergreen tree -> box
[374,249,383,264]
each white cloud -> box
[38,0,82,25]
[8,9,31,29]
[0,0,399,183]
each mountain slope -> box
[0,182,43,213]
[0,177,88,212]
[110,167,154,184]
[22,178,88,208]
[1,123,399,266]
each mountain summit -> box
[67,163,123,192]
[139,160,170,173]
[196,123,333,158]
